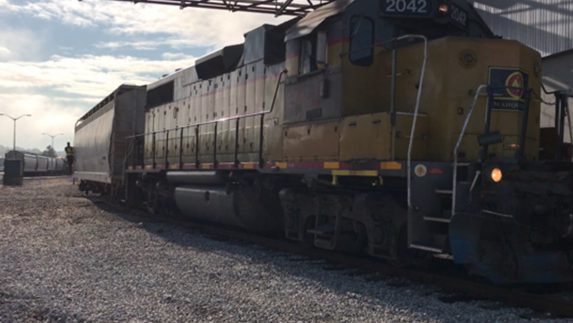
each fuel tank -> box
[174,186,280,232]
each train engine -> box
[75,0,573,283]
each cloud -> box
[162,52,189,60]
[95,40,160,51]
[0,0,289,49]
[0,54,196,98]
[0,0,99,27]
[0,53,197,150]
[0,46,10,57]
[0,27,43,61]
[95,38,214,52]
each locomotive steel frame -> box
[108,0,334,16]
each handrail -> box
[566,95,573,148]
[536,90,572,159]
[127,69,287,140]
[516,89,532,160]
[394,34,428,209]
[451,84,488,217]
[128,69,287,169]
[556,92,573,156]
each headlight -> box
[490,167,503,183]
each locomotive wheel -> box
[463,223,518,283]
[341,222,368,254]
[391,225,431,268]
[302,216,316,246]
[146,189,160,215]
[391,226,410,267]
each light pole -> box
[0,113,32,151]
[42,132,64,149]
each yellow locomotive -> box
[74,0,573,283]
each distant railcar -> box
[4,151,67,176]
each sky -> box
[0,0,286,151]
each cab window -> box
[299,35,317,75]
[349,16,374,66]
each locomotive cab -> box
[281,0,572,283]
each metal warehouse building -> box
[471,0,573,143]
[471,0,573,56]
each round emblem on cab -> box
[414,164,428,177]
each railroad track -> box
[92,196,573,319]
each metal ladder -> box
[409,85,488,254]
[449,85,488,219]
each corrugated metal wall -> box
[471,0,573,56]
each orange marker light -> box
[490,168,503,183]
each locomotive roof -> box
[285,0,352,41]
[145,0,494,92]
[146,19,296,90]
[76,84,142,127]
[146,66,195,91]
[284,0,494,40]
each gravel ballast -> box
[0,177,565,322]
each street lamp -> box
[42,132,64,149]
[0,113,32,151]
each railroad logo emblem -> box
[505,71,525,99]
[489,68,529,111]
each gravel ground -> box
[0,177,567,322]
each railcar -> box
[54,157,67,173]
[76,0,573,283]
[73,84,146,195]
[4,151,67,176]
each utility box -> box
[3,159,23,186]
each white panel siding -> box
[471,0,573,56]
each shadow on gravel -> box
[85,196,545,320]
[0,291,86,323]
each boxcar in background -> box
[4,151,66,176]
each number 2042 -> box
[384,0,429,14]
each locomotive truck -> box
[74,0,573,283]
